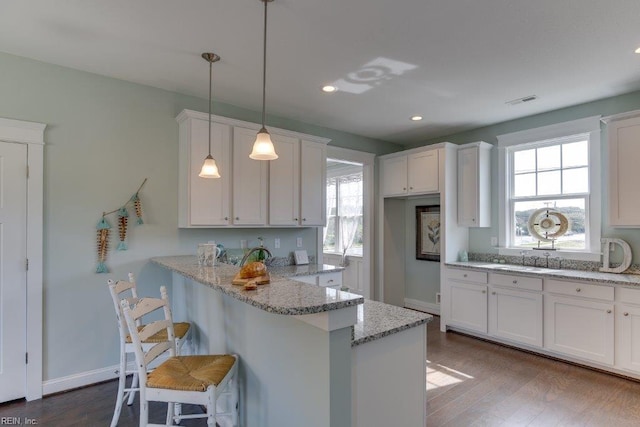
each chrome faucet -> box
[542,251,551,268]
[239,247,273,267]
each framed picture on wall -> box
[416,205,440,262]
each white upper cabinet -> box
[408,150,439,194]
[300,140,327,226]
[269,134,300,226]
[177,113,231,227]
[233,127,268,226]
[177,110,329,228]
[608,115,640,226]
[381,148,439,197]
[381,156,408,196]
[457,142,491,227]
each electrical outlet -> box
[296,237,303,248]
[274,238,280,249]
[491,236,498,246]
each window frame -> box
[497,116,602,261]
[323,166,364,256]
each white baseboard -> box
[404,298,440,315]
[43,364,120,396]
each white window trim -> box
[497,116,602,261]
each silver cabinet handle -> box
[235,217,239,220]
[294,218,298,221]
[607,309,612,314]
[491,291,496,295]
[327,279,334,283]
[303,218,306,221]
[403,187,407,191]
[624,312,629,316]
[512,280,518,284]
[463,274,468,278]
[576,288,581,292]
[482,290,486,294]
[224,217,229,220]
[410,186,414,190]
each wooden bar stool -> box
[121,288,239,427]
[108,274,192,427]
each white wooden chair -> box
[108,274,192,427]
[121,289,239,427]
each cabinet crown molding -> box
[176,109,330,145]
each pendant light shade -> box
[199,154,220,178]
[251,0,278,161]
[199,52,222,178]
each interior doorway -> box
[320,147,374,299]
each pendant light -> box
[199,52,222,178]
[250,0,279,160]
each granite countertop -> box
[352,300,433,347]
[446,261,640,287]
[267,263,344,278]
[152,256,363,316]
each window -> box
[323,160,364,256]
[509,137,589,249]
[498,116,601,258]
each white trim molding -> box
[321,146,375,300]
[43,365,120,396]
[0,117,45,401]
[404,298,440,316]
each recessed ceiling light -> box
[322,85,337,93]
[635,47,640,54]
[410,115,423,121]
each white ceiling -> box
[1,0,640,145]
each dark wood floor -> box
[427,317,640,426]
[3,316,640,426]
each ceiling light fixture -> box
[250,0,278,161]
[410,115,423,121]
[322,85,338,93]
[199,52,222,178]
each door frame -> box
[318,146,375,299]
[0,117,44,401]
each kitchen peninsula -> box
[152,256,432,427]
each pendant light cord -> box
[208,57,213,155]
[261,0,268,128]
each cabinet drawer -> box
[545,279,614,301]
[319,272,342,287]
[618,287,640,305]
[448,268,487,284]
[490,273,542,291]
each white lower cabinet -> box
[447,281,488,334]
[544,294,614,366]
[444,268,627,374]
[615,287,640,374]
[489,286,542,347]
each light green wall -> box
[404,196,441,304]
[0,51,399,381]
[411,90,640,262]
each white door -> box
[0,141,27,402]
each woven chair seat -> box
[126,322,191,343]
[147,355,236,392]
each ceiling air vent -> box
[506,95,538,106]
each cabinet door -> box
[182,118,231,226]
[489,287,542,347]
[457,146,478,227]
[447,281,488,333]
[609,116,640,226]
[408,150,438,194]
[381,156,408,197]
[269,134,300,226]
[300,140,326,226]
[544,295,614,365]
[616,304,640,373]
[232,127,268,225]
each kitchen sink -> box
[489,265,558,273]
